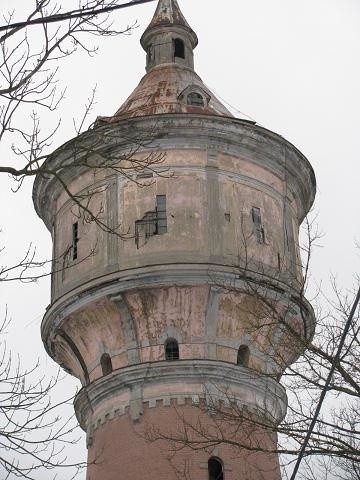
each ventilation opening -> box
[100,353,113,376]
[208,457,224,480]
[174,38,185,59]
[237,345,250,367]
[72,222,79,260]
[147,44,153,62]
[187,92,205,107]
[251,206,265,244]
[165,338,179,361]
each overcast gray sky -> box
[0,0,359,478]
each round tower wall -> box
[47,283,307,390]
[50,144,303,303]
[85,402,282,480]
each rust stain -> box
[96,64,232,125]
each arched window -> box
[174,38,185,59]
[187,92,205,107]
[208,457,224,480]
[100,353,113,376]
[237,345,250,367]
[165,338,179,361]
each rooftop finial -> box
[146,0,194,33]
[141,0,198,72]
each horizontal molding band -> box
[74,359,288,431]
[41,264,316,354]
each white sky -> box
[0,0,359,478]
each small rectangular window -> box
[251,207,265,244]
[72,222,79,260]
[174,38,185,59]
[135,195,167,248]
[156,195,167,234]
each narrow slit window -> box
[100,353,113,376]
[174,38,185,59]
[165,339,179,361]
[187,92,205,107]
[208,457,224,480]
[147,44,153,62]
[251,207,265,244]
[285,224,291,251]
[136,170,154,179]
[237,345,250,367]
[156,195,167,234]
[72,222,79,260]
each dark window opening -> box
[135,195,167,248]
[174,38,185,59]
[72,222,79,260]
[251,207,265,244]
[285,224,291,251]
[208,457,224,480]
[165,338,179,361]
[136,170,154,179]
[147,44,153,62]
[187,92,205,107]
[237,345,250,367]
[156,194,167,234]
[100,353,113,376]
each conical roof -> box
[109,65,232,119]
[146,0,193,31]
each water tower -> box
[33,1,316,478]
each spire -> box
[145,0,195,35]
[140,0,198,72]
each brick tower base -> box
[86,403,281,480]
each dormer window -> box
[187,92,205,107]
[174,38,185,59]
[179,86,210,110]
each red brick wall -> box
[86,403,281,480]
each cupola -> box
[97,0,232,122]
[140,0,198,72]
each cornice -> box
[41,265,316,358]
[33,113,316,230]
[74,359,288,431]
